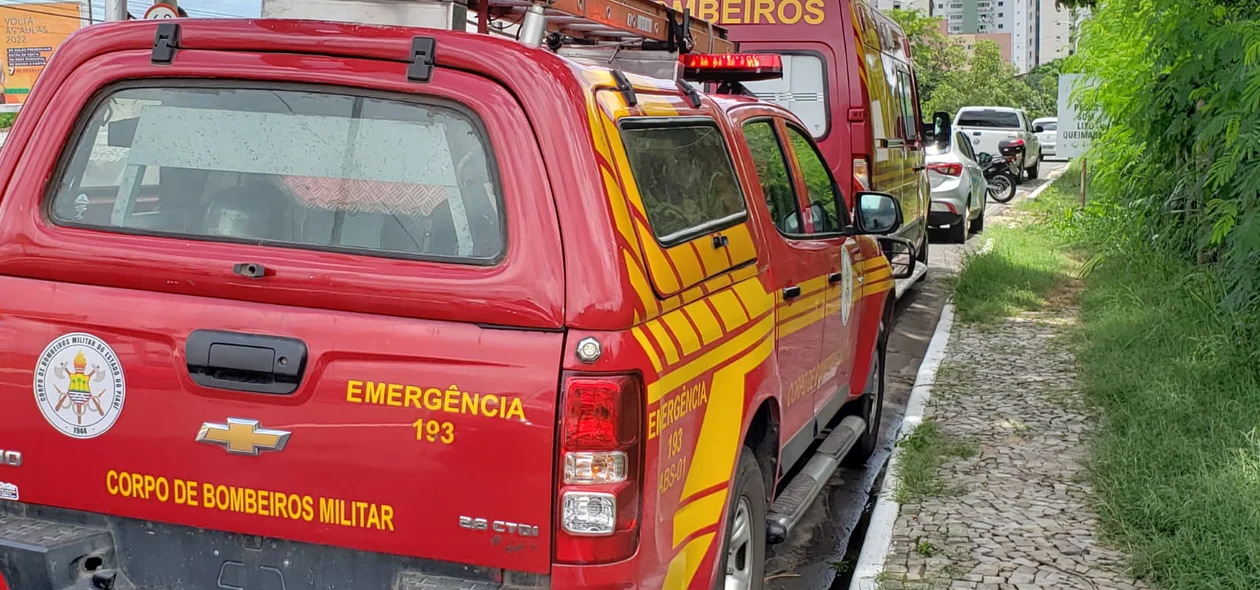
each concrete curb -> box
[1025,166,1067,202]
[848,302,956,590]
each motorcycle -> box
[977,152,1017,203]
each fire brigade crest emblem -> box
[33,332,126,439]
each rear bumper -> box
[929,184,969,227]
[0,503,554,590]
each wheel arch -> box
[742,399,780,500]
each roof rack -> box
[469,0,735,54]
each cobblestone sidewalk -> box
[879,308,1148,590]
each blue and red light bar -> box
[680,53,783,83]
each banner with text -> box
[0,1,89,106]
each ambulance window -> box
[785,125,847,234]
[896,70,918,141]
[620,120,746,245]
[49,86,504,264]
[743,54,828,138]
[743,120,803,235]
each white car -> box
[1033,117,1057,159]
[953,106,1043,182]
[927,130,987,243]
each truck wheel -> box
[1027,158,1040,180]
[844,319,887,467]
[715,450,767,590]
[971,203,985,233]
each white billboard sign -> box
[1057,74,1104,159]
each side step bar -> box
[765,415,866,544]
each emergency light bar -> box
[680,53,783,82]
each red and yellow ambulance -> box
[0,4,914,588]
[668,0,936,275]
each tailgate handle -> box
[186,330,308,395]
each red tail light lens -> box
[928,162,963,176]
[1010,138,1026,147]
[0,574,8,590]
[555,373,642,565]
[564,379,638,451]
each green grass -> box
[955,173,1260,587]
[894,419,978,504]
[1078,249,1260,587]
[952,197,1076,324]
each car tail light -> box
[555,373,642,564]
[928,162,962,176]
[1,573,8,590]
[853,157,871,192]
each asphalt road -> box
[765,160,1071,590]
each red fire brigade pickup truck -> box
[0,7,913,590]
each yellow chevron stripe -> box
[733,279,774,319]
[708,289,750,333]
[624,251,660,318]
[662,311,702,357]
[647,320,681,366]
[632,326,664,374]
[672,488,728,549]
[684,303,723,347]
[679,333,775,498]
[663,533,715,590]
[648,314,773,403]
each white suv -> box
[953,106,1043,180]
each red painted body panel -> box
[0,17,895,589]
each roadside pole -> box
[105,0,126,21]
[1080,157,1087,207]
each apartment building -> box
[924,0,1036,72]
[1038,0,1075,62]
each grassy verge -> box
[0,112,15,130]
[955,172,1260,586]
[951,191,1076,324]
[893,419,977,504]
[1077,237,1260,587]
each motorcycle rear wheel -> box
[987,174,1016,203]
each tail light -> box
[0,573,8,590]
[853,157,871,193]
[927,162,962,176]
[554,373,642,564]
[1009,138,1025,147]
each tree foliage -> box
[1073,0,1260,315]
[887,9,965,106]
[888,9,1055,118]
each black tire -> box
[987,174,1016,204]
[844,319,887,467]
[1027,157,1040,180]
[947,202,968,244]
[971,202,985,233]
[714,450,768,590]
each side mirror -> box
[932,111,951,142]
[854,191,903,236]
[1033,125,1044,133]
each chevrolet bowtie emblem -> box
[196,418,291,456]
